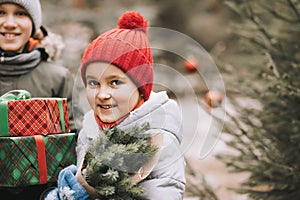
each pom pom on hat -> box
[81,11,153,101]
[118,11,148,33]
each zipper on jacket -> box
[0,52,4,63]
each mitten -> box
[57,165,89,200]
[42,187,59,200]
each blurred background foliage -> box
[216,0,300,200]
[41,0,299,199]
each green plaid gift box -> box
[0,133,76,187]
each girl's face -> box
[85,62,141,123]
[0,3,32,52]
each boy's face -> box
[85,62,141,123]
[0,3,33,52]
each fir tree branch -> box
[265,51,280,78]
[246,2,286,56]
[246,3,272,41]
[259,2,300,23]
[234,31,268,51]
[82,123,158,199]
[287,0,300,20]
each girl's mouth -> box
[100,105,112,109]
[98,104,116,109]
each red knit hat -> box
[81,11,153,101]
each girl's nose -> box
[96,86,111,100]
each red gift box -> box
[0,90,70,136]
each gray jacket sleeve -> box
[139,130,186,200]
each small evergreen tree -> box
[216,0,300,199]
[82,123,158,200]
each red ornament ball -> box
[184,58,199,72]
[204,90,223,108]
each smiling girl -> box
[43,11,186,200]
[85,62,142,125]
[78,10,186,199]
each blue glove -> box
[43,188,59,200]
[57,164,89,200]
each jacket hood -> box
[119,91,183,143]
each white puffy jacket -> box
[76,91,186,200]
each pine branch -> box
[287,0,300,20]
[259,2,300,23]
[82,123,158,199]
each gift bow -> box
[0,90,31,101]
[0,90,32,136]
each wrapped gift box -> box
[0,97,70,137]
[0,133,76,187]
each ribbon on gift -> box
[56,99,66,133]
[45,98,67,133]
[0,90,31,136]
[34,135,48,184]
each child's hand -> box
[57,164,90,200]
[42,187,59,200]
[76,164,101,199]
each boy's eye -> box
[0,10,6,15]
[87,80,99,86]
[15,11,29,17]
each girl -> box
[44,11,186,200]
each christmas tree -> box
[82,123,158,200]
[215,0,300,199]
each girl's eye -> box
[111,80,121,86]
[0,10,6,15]
[87,80,99,86]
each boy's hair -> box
[0,0,42,35]
[80,11,153,101]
